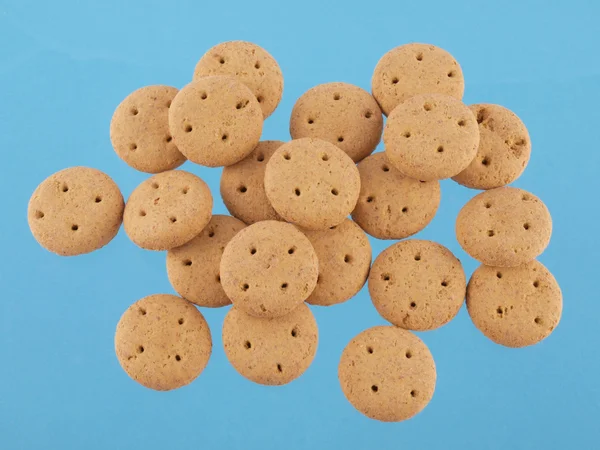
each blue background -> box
[1,0,598,448]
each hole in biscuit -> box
[458,119,466,127]
[534,317,542,325]
[257,96,264,103]
[523,223,530,230]
[184,124,193,132]
[170,217,177,223]
[448,71,456,78]
[308,118,314,124]
[71,224,79,231]
[382,165,390,172]
[250,248,257,255]
[222,134,228,141]
[137,345,144,354]
[277,364,283,372]
[402,131,411,138]
[322,154,329,161]
[291,328,298,337]
[129,143,138,151]
[382,273,391,281]
[487,230,495,237]
[253,61,261,69]
[236,101,247,110]
[35,210,45,219]
[344,254,352,263]
[295,188,301,196]
[496,272,502,279]
[166,100,171,108]
[331,188,339,196]
[166,135,173,143]
[522,194,530,201]
[441,281,448,287]
[424,103,432,111]
[201,92,208,100]
[482,157,490,166]
[410,390,418,398]
[151,182,159,189]
[333,93,341,100]
[219,58,225,64]
[497,307,503,315]
[533,281,540,288]
[139,308,146,316]
[62,184,69,192]
[437,145,444,153]
[392,77,399,84]
[182,187,189,194]
[131,107,139,116]
[485,202,492,209]
[405,350,412,358]
[256,153,265,162]
[288,247,296,255]
[414,254,421,261]
[175,355,181,361]
[402,207,408,213]
[140,210,146,217]
[238,185,247,193]
[216,275,221,283]
[95,196,102,203]
[208,230,215,238]
[365,111,373,119]
[366,196,374,203]
[281,283,288,290]
[244,341,252,349]
[242,283,249,291]
[416,53,423,61]
[283,153,291,160]
[367,346,374,354]
[178,318,184,325]
[183,260,192,266]
[337,136,344,143]
[371,385,379,393]
[410,302,416,309]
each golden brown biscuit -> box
[303,219,372,306]
[220,141,284,224]
[466,261,562,347]
[372,43,464,116]
[169,76,263,167]
[222,304,318,385]
[338,326,436,422]
[289,82,383,162]
[384,93,479,181]
[220,221,319,318]
[28,167,124,256]
[369,240,466,331]
[123,170,213,251]
[452,104,531,189]
[115,294,212,391]
[264,138,361,230]
[456,187,552,267]
[166,215,246,308]
[110,85,186,173]
[193,41,283,118]
[351,153,440,239]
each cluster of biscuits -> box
[27,41,562,423]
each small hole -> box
[337,136,344,143]
[35,211,44,219]
[534,317,542,325]
[201,92,208,100]
[288,247,295,255]
[178,318,184,325]
[441,281,448,287]
[371,385,379,393]
[139,308,146,316]
[236,102,243,110]
[487,230,495,237]
[308,118,314,124]
[402,131,411,138]
[242,283,249,291]
[95,196,102,203]
[255,62,261,69]
[523,223,530,230]
[331,188,339,196]
[485,202,492,209]
[291,328,298,337]
[416,53,423,61]
[244,341,252,349]
[295,188,301,196]
[329,226,336,230]
[137,346,144,354]
[152,182,159,189]
[448,71,455,78]
[208,230,215,238]
[497,307,503,315]
[131,108,139,116]
[496,272,502,279]
[392,77,399,84]
[414,255,421,261]
[405,351,412,358]
[250,248,257,255]
[322,154,329,161]
[62,184,69,192]
[410,302,416,309]
[367,346,373,354]
[522,194,530,201]
[533,281,540,288]
[222,134,228,141]
[71,224,79,231]
[256,153,265,162]
[402,207,408,213]
[366,196,374,203]
[238,185,247,193]
[216,275,221,283]
[277,364,283,372]
[166,100,171,108]
[281,283,288,289]
[166,135,172,143]
[175,355,181,361]
[184,124,193,132]
[130,143,138,151]
[183,260,192,266]
[410,390,417,398]
[283,153,291,160]
[424,103,432,111]
[170,217,177,223]
[482,158,490,166]
[344,254,351,263]
[382,165,390,172]
[257,96,263,103]
[458,119,466,127]
[437,145,444,153]
[333,93,341,100]
[182,187,189,194]
[365,111,372,118]
[219,58,225,64]
[140,210,146,217]
[382,274,391,281]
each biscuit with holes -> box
[169,77,263,167]
[369,240,466,331]
[352,153,440,239]
[167,215,246,308]
[28,167,124,256]
[222,304,318,385]
[303,219,371,306]
[110,85,186,173]
[264,138,361,230]
[452,104,531,189]
[372,43,464,116]
[194,41,283,118]
[384,93,479,181]
[115,294,212,391]
[220,221,318,318]
[289,82,383,162]
[220,141,284,224]
[338,326,436,422]
[456,187,552,267]
[124,170,212,251]
[466,261,562,347]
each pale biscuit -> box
[466,261,562,347]
[220,141,284,224]
[264,138,361,230]
[169,76,263,167]
[289,82,383,162]
[456,187,552,267]
[384,93,479,181]
[351,153,440,239]
[372,43,464,115]
[220,221,319,318]
[369,240,466,331]
[338,326,436,422]
[115,294,212,391]
[166,215,246,308]
[28,167,124,256]
[123,170,213,251]
[452,104,531,189]
[194,41,283,118]
[222,304,318,385]
[110,85,186,173]
[303,219,371,306]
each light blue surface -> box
[1,0,598,448]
